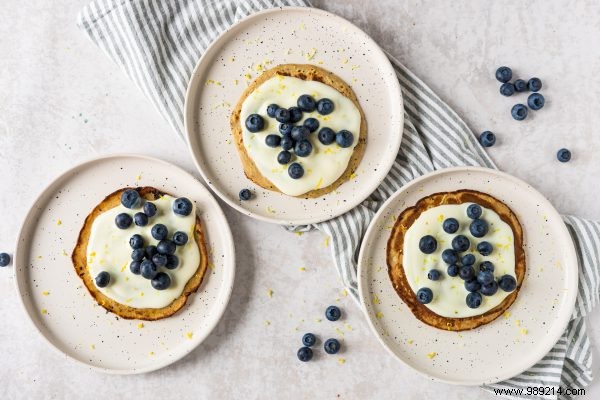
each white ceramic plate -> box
[13,154,235,374]
[184,7,403,225]
[358,167,578,385]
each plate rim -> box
[357,166,579,385]
[12,153,236,374]
[183,6,404,225]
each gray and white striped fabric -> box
[77,1,600,398]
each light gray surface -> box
[0,1,598,399]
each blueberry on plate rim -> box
[324,338,341,355]
[302,333,317,347]
[498,275,517,292]
[297,346,313,362]
[528,77,542,92]
[557,148,571,163]
[527,93,545,110]
[325,305,341,321]
[245,113,265,132]
[511,104,528,121]
[0,252,11,267]
[239,188,252,201]
[495,66,512,83]
[479,131,496,147]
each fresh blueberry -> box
[280,135,294,151]
[416,287,433,304]
[466,292,482,308]
[500,82,515,96]
[275,108,291,123]
[152,253,168,267]
[479,261,495,272]
[120,189,140,209]
[459,265,475,281]
[495,66,512,83]
[140,259,157,279]
[277,150,292,165]
[143,202,157,217]
[557,148,571,163]
[528,93,545,110]
[470,219,489,238]
[129,234,144,249]
[129,261,141,275]
[115,213,133,229]
[336,130,354,148]
[477,241,493,256]
[294,140,313,157]
[514,79,527,92]
[325,305,341,321]
[318,127,336,145]
[245,113,265,132]
[297,94,317,112]
[511,104,528,121]
[173,197,193,216]
[479,131,496,147]
[428,269,441,281]
[173,231,188,246]
[302,333,317,347]
[480,280,499,296]
[157,240,176,255]
[266,103,279,118]
[165,254,179,270]
[265,134,281,148]
[0,253,11,267]
[279,123,293,136]
[297,347,313,362]
[316,98,334,115]
[447,264,459,277]
[151,272,171,290]
[498,275,517,292]
[239,188,252,201]
[288,107,303,123]
[452,235,470,252]
[464,279,481,293]
[288,163,304,179]
[442,218,459,234]
[466,204,482,219]
[303,117,319,132]
[418,235,437,254]
[131,248,145,262]
[151,224,168,240]
[477,270,494,285]
[442,249,459,265]
[145,245,158,259]
[95,271,110,288]
[528,77,542,92]
[291,125,310,142]
[461,253,476,266]
[134,212,148,227]
[323,338,340,355]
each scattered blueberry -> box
[461,254,476,266]
[495,66,512,83]
[447,264,459,277]
[297,94,317,112]
[459,265,475,281]
[479,131,496,147]
[498,275,517,292]
[120,189,140,209]
[157,240,176,255]
[477,241,493,256]
[323,338,340,355]
[143,202,157,217]
[416,287,433,304]
[245,113,265,132]
[479,261,495,272]
[131,248,145,262]
[266,103,279,118]
[145,245,158,259]
[303,118,319,132]
[318,127,336,145]
[466,204,482,219]
[442,249,459,265]
[527,93,545,110]
[317,98,334,115]
[470,219,489,238]
[239,188,252,201]
[291,125,310,142]
[275,108,291,123]
[325,305,341,321]
[294,140,313,157]
[129,261,141,275]
[418,235,437,254]
[0,253,11,267]
[452,235,470,252]
[557,148,571,163]
[277,150,292,165]
[129,234,144,249]
[95,271,111,287]
[173,231,188,246]
[480,280,499,296]
[466,292,482,308]
[134,212,148,227]
[297,347,313,362]
[265,134,281,147]
[173,197,193,216]
[428,269,442,281]
[288,163,304,179]
[140,259,157,279]
[442,218,459,234]
[514,79,527,92]
[288,107,303,123]
[280,135,294,150]
[152,253,168,267]
[528,77,542,92]
[477,270,494,285]
[279,123,293,136]
[336,130,354,148]
[511,104,528,121]
[151,224,168,240]
[115,213,133,229]
[165,254,179,270]
[464,279,481,293]
[500,82,515,97]
[151,272,171,290]
[302,333,317,347]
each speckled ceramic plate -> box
[184,7,403,225]
[358,167,578,385]
[13,154,235,374]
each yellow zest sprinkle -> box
[208,262,215,270]
[299,267,306,272]
[264,320,271,326]
[454,310,458,314]
[305,48,317,60]
[244,73,252,80]
[407,339,414,344]
[353,78,357,83]
[373,293,381,304]
[335,327,345,336]
[515,319,521,327]
[120,263,127,272]
[140,292,144,297]
[345,324,353,331]
[437,214,444,223]
[375,311,383,319]
[125,298,132,303]
[338,358,346,364]
[267,289,274,298]
[125,277,129,281]
[137,323,144,329]
[266,206,276,214]
[229,57,235,62]
[40,308,47,315]
[427,352,437,359]
[350,173,357,180]
[295,231,303,236]
[317,60,324,65]
[315,177,323,189]
[503,312,511,319]
[351,65,360,70]
[233,79,238,85]
[186,332,193,339]
[91,344,95,350]
[56,219,62,226]
[286,48,292,55]
[520,328,528,335]
[341,289,348,297]
[135,174,142,181]
[342,58,348,64]
[42,291,50,296]
[62,249,68,256]
[149,352,155,356]
[315,318,322,323]
[37,256,42,259]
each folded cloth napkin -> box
[78,1,600,398]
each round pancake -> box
[230,64,367,198]
[386,189,526,331]
[71,187,209,321]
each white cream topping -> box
[86,195,200,309]
[240,75,361,196]
[403,203,516,318]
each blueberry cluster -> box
[244,94,355,180]
[297,305,342,362]
[416,204,517,309]
[94,189,193,292]
[495,66,545,121]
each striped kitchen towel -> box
[77,1,599,398]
